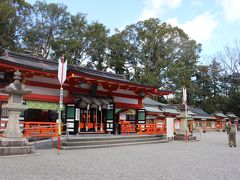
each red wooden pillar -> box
[138,98,143,108]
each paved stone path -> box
[1,132,240,180]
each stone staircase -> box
[60,135,168,150]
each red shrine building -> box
[0,49,172,134]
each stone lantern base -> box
[174,133,196,141]
[0,138,35,156]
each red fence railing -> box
[1,120,166,137]
[0,121,59,138]
[137,124,165,135]
[119,121,166,135]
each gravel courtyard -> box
[1,132,240,180]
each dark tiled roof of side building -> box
[190,107,211,117]
[0,49,58,71]
[143,97,167,106]
[214,112,227,118]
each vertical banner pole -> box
[183,86,188,143]
[100,106,102,132]
[86,104,89,131]
[57,51,67,155]
[185,103,188,142]
[95,108,98,132]
[79,108,81,132]
[58,86,63,155]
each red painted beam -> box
[25,80,140,99]
[0,95,7,101]
[25,80,62,89]
[0,93,74,103]
[0,62,56,77]
[24,93,74,103]
[115,102,143,109]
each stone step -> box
[62,137,164,146]
[67,134,164,142]
[0,138,35,156]
[61,139,169,150]
[174,134,196,141]
[0,138,29,147]
[0,146,35,156]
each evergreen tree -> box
[0,0,31,50]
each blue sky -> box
[26,0,240,64]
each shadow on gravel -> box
[29,138,57,149]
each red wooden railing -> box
[119,121,166,135]
[24,122,59,138]
[137,124,166,135]
[0,120,166,136]
[0,121,59,138]
[120,121,136,134]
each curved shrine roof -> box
[0,49,173,96]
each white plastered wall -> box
[114,97,138,104]
[25,75,69,97]
[25,85,68,97]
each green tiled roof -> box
[143,97,165,106]
[144,106,163,113]
[227,113,237,118]
[214,112,227,118]
[164,108,180,114]
[192,116,217,120]
[176,114,193,120]
[187,110,195,116]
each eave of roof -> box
[190,107,211,117]
[192,116,217,120]
[164,108,180,114]
[214,112,227,118]
[144,106,163,113]
[176,114,193,120]
[143,97,164,106]
[226,113,237,118]
[0,49,173,96]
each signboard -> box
[167,117,174,138]
[26,100,59,110]
[137,109,146,124]
[75,108,80,121]
[106,103,115,132]
[65,104,75,134]
[59,88,63,108]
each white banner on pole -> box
[167,117,174,138]
[58,58,67,86]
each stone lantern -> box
[174,104,196,141]
[0,70,35,155]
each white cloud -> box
[139,0,182,21]
[166,12,218,43]
[218,0,240,22]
